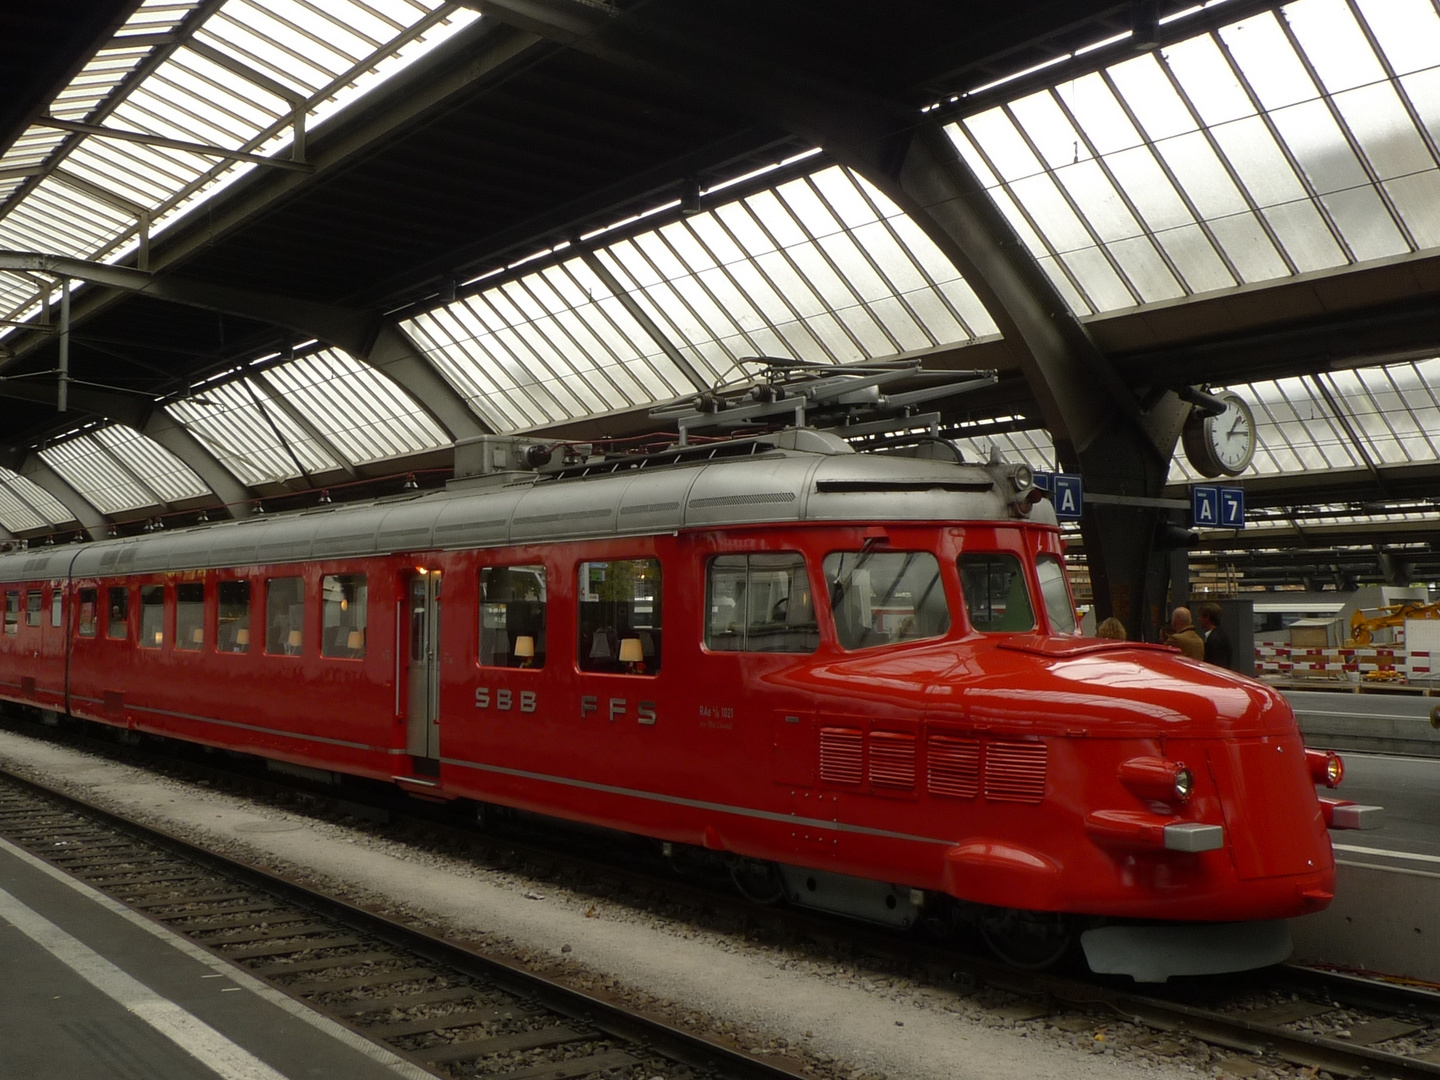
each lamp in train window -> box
[154,630,164,647]
[235,627,250,652]
[619,636,646,674]
[513,635,535,668]
[287,629,303,655]
[346,629,364,657]
[192,627,204,647]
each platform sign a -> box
[1219,487,1245,529]
[1052,473,1083,521]
[1191,485,1219,527]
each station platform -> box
[0,837,430,1080]
[1284,688,1440,759]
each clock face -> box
[1181,390,1256,478]
[1207,393,1255,475]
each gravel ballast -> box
[0,727,1234,1080]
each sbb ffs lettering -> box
[474,687,536,713]
[580,695,657,725]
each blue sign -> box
[1191,485,1219,527]
[1219,486,1245,529]
[1052,473,1083,521]
[1032,471,1052,492]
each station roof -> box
[1,0,1437,592]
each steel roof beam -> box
[141,411,252,520]
[0,252,377,360]
[18,453,104,541]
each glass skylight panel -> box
[404,258,697,433]
[39,436,158,515]
[259,349,449,466]
[166,378,339,486]
[594,164,995,392]
[0,469,75,533]
[0,0,477,329]
[91,425,210,504]
[949,0,1440,317]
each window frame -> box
[321,572,368,659]
[107,585,129,641]
[704,551,818,654]
[577,556,661,675]
[265,576,306,656]
[480,564,547,669]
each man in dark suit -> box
[1198,602,1233,670]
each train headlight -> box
[1118,756,1194,805]
[1305,749,1344,788]
[1173,767,1194,801]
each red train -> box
[0,428,1378,980]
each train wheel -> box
[976,908,1076,970]
[728,857,786,905]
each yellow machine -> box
[1347,601,1440,646]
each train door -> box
[405,570,442,767]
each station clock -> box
[1181,390,1256,478]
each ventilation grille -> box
[868,732,916,790]
[927,735,981,798]
[819,727,864,785]
[984,741,1048,804]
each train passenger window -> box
[140,585,164,648]
[78,588,97,636]
[321,574,367,659]
[26,591,42,627]
[107,587,129,640]
[706,553,817,653]
[51,589,62,628]
[958,553,1035,633]
[481,565,546,668]
[577,558,660,674]
[177,583,204,650]
[822,551,950,651]
[1036,554,1077,634]
[265,577,305,655]
[218,580,250,652]
[3,591,16,636]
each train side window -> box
[706,553,817,653]
[578,558,660,674]
[822,551,950,651]
[481,565,546,668]
[265,577,305,655]
[1036,554,1077,634]
[51,588,63,628]
[177,583,205,650]
[140,585,164,648]
[218,580,250,652]
[3,591,16,636]
[321,574,367,658]
[107,586,129,640]
[78,588,97,636]
[958,553,1035,633]
[26,590,42,628]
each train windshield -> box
[823,550,950,650]
[1036,554,1077,634]
[958,553,1035,633]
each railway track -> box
[7,717,1440,1080]
[0,767,806,1080]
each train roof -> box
[0,430,1054,581]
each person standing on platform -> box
[1096,617,1127,640]
[1198,601,1233,670]
[1168,607,1205,660]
